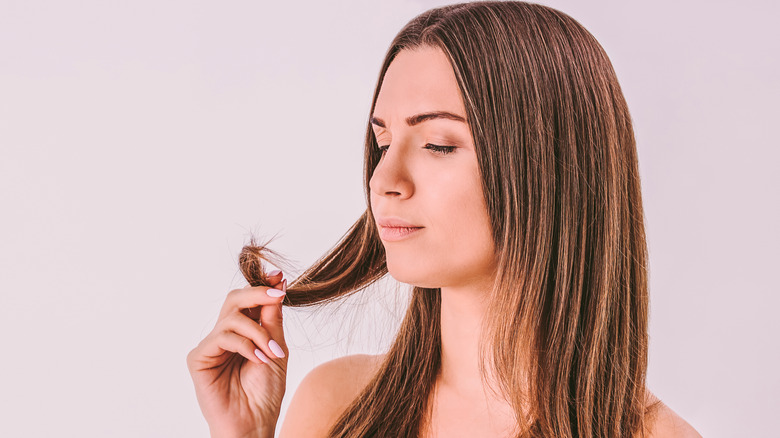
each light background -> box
[1,0,777,437]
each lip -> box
[375,216,424,242]
[375,216,423,228]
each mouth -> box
[378,225,424,242]
[374,215,424,242]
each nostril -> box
[369,158,413,199]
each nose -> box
[369,143,414,200]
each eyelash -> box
[377,144,456,155]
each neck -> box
[425,281,520,436]
[437,281,503,400]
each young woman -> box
[187,2,702,437]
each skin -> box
[281,46,702,437]
[187,272,289,438]
[282,46,513,436]
[367,45,516,435]
[187,45,701,438]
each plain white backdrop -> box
[1,0,777,436]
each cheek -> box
[379,162,495,287]
[436,188,494,264]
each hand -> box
[187,271,289,438]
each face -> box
[369,46,496,290]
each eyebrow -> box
[370,111,467,128]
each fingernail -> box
[267,288,285,298]
[268,340,285,358]
[282,279,287,293]
[269,269,282,277]
[255,348,271,364]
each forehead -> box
[373,46,466,124]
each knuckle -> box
[216,328,232,340]
[227,311,246,325]
[213,315,230,331]
[186,347,203,369]
[239,337,255,350]
[220,312,239,326]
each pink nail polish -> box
[268,269,282,277]
[267,288,285,298]
[268,340,285,358]
[255,348,271,364]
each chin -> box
[385,258,444,289]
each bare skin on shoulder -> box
[187,2,703,437]
[283,44,702,437]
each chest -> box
[420,391,520,438]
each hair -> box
[239,1,660,437]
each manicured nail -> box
[267,288,285,298]
[268,340,285,358]
[255,348,271,364]
[268,269,282,277]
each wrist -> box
[208,411,279,438]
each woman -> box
[187,2,701,437]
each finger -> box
[222,312,286,360]
[192,330,263,368]
[259,279,287,357]
[238,270,285,319]
[241,278,281,321]
[267,269,284,286]
[220,284,287,321]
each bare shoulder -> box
[642,390,702,438]
[279,353,386,438]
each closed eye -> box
[425,144,456,155]
[377,144,456,156]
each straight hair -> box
[241,2,659,436]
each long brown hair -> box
[240,1,659,436]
